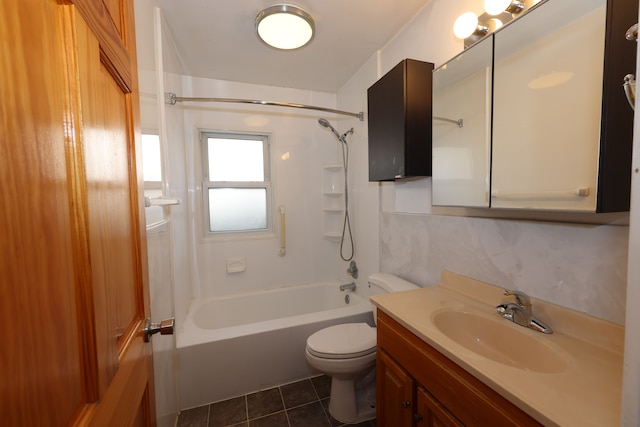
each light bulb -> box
[489,18,504,31]
[484,0,512,15]
[453,12,479,39]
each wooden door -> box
[377,350,415,427]
[1,0,153,426]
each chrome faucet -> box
[346,260,359,279]
[340,282,356,292]
[495,289,553,334]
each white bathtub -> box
[176,280,374,409]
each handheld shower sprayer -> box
[318,118,341,139]
[317,118,355,261]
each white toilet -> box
[305,273,419,423]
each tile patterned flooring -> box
[176,375,376,427]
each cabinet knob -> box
[402,401,411,408]
[414,413,424,422]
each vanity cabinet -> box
[376,310,542,427]
[368,59,434,181]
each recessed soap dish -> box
[226,257,246,273]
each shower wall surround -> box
[179,76,354,299]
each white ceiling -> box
[155,0,432,93]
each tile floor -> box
[176,375,376,427]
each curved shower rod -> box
[166,92,364,121]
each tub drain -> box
[344,294,351,304]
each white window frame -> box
[200,130,273,240]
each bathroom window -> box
[201,131,272,237]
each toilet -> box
[305,273,419,423]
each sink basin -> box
[432,311,569,373]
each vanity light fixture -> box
[453,0,543,47]
[453,12,489,40]
[484,0,525,16]
[255,4,315,50]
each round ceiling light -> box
[255,4,315,50]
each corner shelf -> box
[322,164,345,241]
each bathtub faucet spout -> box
[340,282,356,292]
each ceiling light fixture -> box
[255,4,315,50]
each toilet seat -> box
[306,323,376,359]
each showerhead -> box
[318,118,331,127]
[318,118,341,139]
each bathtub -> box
[176,280,374,409]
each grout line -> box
[278,386,292,427]
[244,394,249,426]
[246,410,289,425]
[311,377,333,425]
[310,377,322,401]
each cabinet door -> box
[491,0,606,211]
[432,36,492,208]
[416,387,462,427]
[377,350,414,427]
[368,59,434,181]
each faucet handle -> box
[503,289,531,306]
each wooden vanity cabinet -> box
[377,349,415,426]
[376,311,543,427]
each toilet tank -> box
[368,273,419,296]
[368,273,419,324]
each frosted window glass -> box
[208,188,267,232]
[142,134,162,182]
[207,138,264,181]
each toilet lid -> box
[307,323,376,359]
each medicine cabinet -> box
[368,59,434,181]
[432,0,636,212]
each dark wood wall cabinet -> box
[367,59,434,181]
[376,311,543,427]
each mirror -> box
[491,0,605,211]
[432,36,492,207]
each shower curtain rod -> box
[166,92,365,121]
